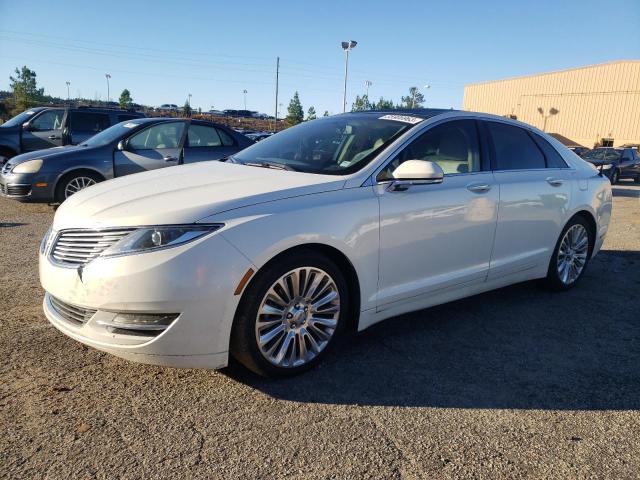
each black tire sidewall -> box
[546,216,593,291]
[230,250,349,377]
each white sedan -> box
[39,110,612,377]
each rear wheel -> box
[230,250,348,377]
[545,216,592,291]
[55,171,102,202]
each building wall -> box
[463,61,640,147]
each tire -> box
[545,216,593,291]
[55,171,102,203]
[230,249,349,377]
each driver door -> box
[21,109,66,151]
[375,119,498,311]
[114,121,188,177]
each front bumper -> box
[0,171,57,202]
[40,231,255,369]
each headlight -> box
[40,227,53,255]
[601,163,613,170]
[100,224,223,257]
[13,159,43,173]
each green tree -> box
[323,110,330,117]
[9,66,44,113]
[351,94,372,112]
[306,106,317,120]
[375,97,394,110]
[400,87,425,109]
[182,100,192,117]
[118,89,133,109]
[286,91,304,125]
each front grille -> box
[0,183,5,195]
[49,295,97,326]
[50,228,135,266]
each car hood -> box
[53,161,346,230]
[8,145,96,164]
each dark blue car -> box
[0,118,254,203]
[582,147,640,184]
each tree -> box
[306,106,317,120]
[375,97,394,110]
[118,89,133,109]
[400,87,425,109]
[9,66,44,113]
[323,110,330,117]
[182,100,192,117]
[286,91,304,125]
[351,94,373,112]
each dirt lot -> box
[1,183,639,479]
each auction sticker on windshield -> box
[378,114,423,124]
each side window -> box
[187,124,222,147]
[128,122,185,150]
[68,112,110,134]
[217,128,235,146]
[487,122,546,170]
[530,133,568,168]
[30,110,64,131]
[377,120,480,181]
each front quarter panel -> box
[202,186,380,312]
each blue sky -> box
[0,0,638,115]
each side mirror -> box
[116,140,127,151]
[389,160,444,191]
[22,121,33,131]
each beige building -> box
[463,60,640,148]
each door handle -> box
[163,155,176,162]
[48,135,60,140]
[546,177,564,187]
[466,183,491,193]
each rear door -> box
[113,121,188,176]
[21,109,66,151]
[182,124,239,163]
[484,121,573,280]
[67,111,111,145]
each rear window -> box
[530,133,568,168]
[486,122,546,170]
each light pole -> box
[364,80,372,100]
[243,89,247,110]
[105,74,111,103]
[422,84,431,107]
[537,107,559,132]
[66,81,70,101]
[188,93,192,106]
[341,40,357,113]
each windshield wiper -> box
[243,161,296,171]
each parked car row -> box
[0,106,144,164]
[0,115,253,202]
[582,147,640,184]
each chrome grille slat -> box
[49,295,97,326]
[50,228,135,266]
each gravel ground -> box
[1,182,639,479]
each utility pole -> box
[364,80,372,99]
[105,74,111,103]
[341,41,357,112]
[243,89,247,110]
[66,81,70,101]
[274,57,280,132]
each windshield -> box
[233,115,415,174]
[81,120,145,147]
[583,148,622,162]
[1,109,39,128]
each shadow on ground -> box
[228,250,640,410]
[612,185,640,198]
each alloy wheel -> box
[557,224,589,285]
[255,267,340,368]
[64,176,96,198]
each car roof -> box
[337,108,455,120]
[128,117,228,128]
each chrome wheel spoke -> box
[65,177,96,198]
[556,224,589,285]
[255,266,340,368]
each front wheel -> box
[545,217,592,291]
[55,171,102,202]
[230,250,349,377]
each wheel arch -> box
[54,167,106,198]
[238,243,362,334]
